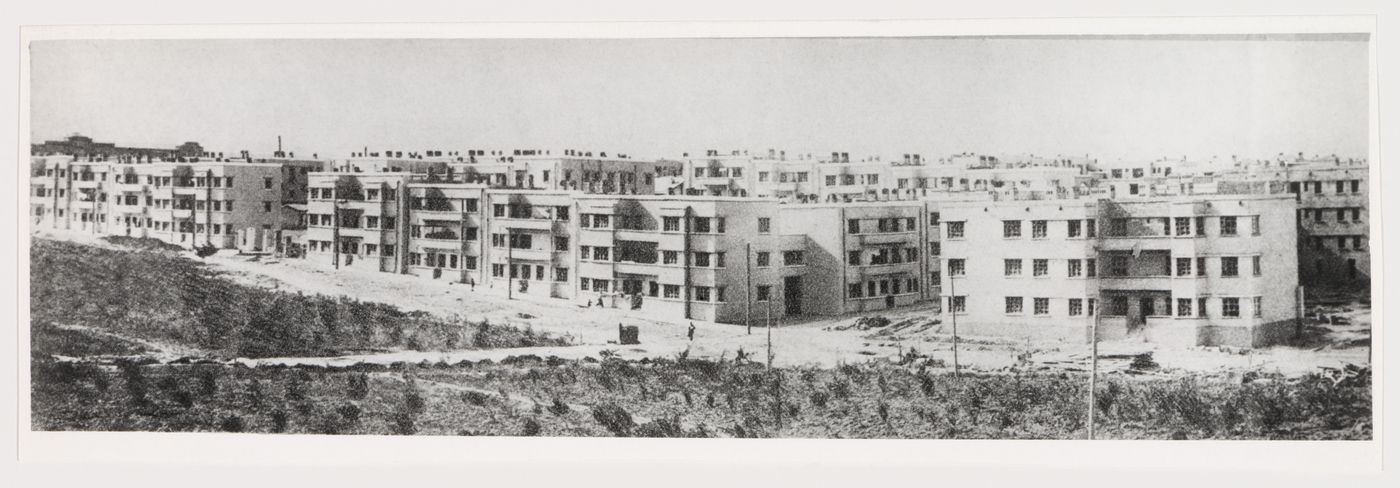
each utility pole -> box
[1088,297,1100,440]
[746,243,753,335]
[506,228,514,300]
[950,273,959,378]
[766,291,773,369]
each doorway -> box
[783,276,802,315]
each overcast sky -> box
[29,37,1370,161]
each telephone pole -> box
[745,243,753,335]
[950,273,959,377]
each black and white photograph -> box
[8,5,1394,485]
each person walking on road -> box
[687,322,696,341]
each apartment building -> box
[30,155,324,251]
[938,194,1300,348]
[336,148,683,195]
[1215,155,1370,288]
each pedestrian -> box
[469,276,475,291]
[687,322,695,341]
[597,296,605,308]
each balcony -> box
[854,231,918,246]
[495,218,556,232]
[1097,275,1174,291]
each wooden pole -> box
[746,243,753,335]
[506,228,514,300]
[766,289,773,369]
[950,273,959,378]
[1088,296,1100,440]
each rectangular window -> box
[1086,258,1097,277]
[1220,216,1237,236]
[692,252,711,267]
[1067,220,1081,238]
[263,177,273,189]
[847,219,861,234]
[1222,297,1240,318]
[1221,257,1239,277]
[1031,220,1047,238]
[1069,298,1083,316]
[1175,217,1191,236]
[1004,259,1022,276]
[947,221,965,239]
[755,252,770,267]
[1003,220,1022,238]
[554,236,569,251]
[848,251,862,266]
[1033,259,1048,277]
[759,285,773,302]
[693,286,712,302]
[663,216,680,232]
[1005,296,1023,314]
[1176,257,1192,276]
[782,251,805,266]
[1251,216,1261,235]
[1253,297,1263,318]
[949,259,965,276]
[1086,219,1096,238]
[950,296,966,313]
[1337,181,1346,194]
[1110,297,1129,316]
[758,217,771,234]
[1034,298,1049,316]
[1252,256,1262,276]
[663,285,680,299]
[662,250,679,265]
[929,242,941,256]
[1177,298,1193,317]
[1068,259,1083,277]
[1196,257,1206,276]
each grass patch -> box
[31,238,568,359]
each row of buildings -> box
[29,134,1371,348]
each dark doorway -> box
[784,276,802,315]
[1348,259,1358,280]
[1139,297,1154,320]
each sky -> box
[28,36,1370,162]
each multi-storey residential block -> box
[939,194,1300,348]
[30,154,325,251]
[336,148,683,195]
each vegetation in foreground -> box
[31,238,567,359]
[30,354,1371,440]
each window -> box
[848,251,862,266]
[1109,256,1129,276]
[929,212,940,226]
[1068,259,1083,277]
[1222,297,1240,318]
[1252,256,1262,276]
[1110,297,1129,316]
[1196,257,1207,276]
[1178,298,1194,317]
[693,286,712,302]
[692,217,712,233]
[847,219,861,234]
[263,201,273,212]
[824,175,835,186]
[663,285,680,299]
[1086,258,1097,277]
[1003,220,1022,238]
[1004,259,1022,276]
[948,259,965,276]
[1088,298,1096,316]
[663,216,680,232]
[1005,297,1023,314]
[1337,209,1346,223]
[848,283,864,298]
[1354,236,1364,250]
[782,251,805,266]
[755,252,771,267]
[1068,220,1082,238]
[1220,216,1237,236]
[929,242,941,256]
[1176,258,1193,276]
[1069,299,1084,316]
[1336,181,1346,194]
[692,252,711,267]
[263,177,273,189]
[1086,219,1097,238]
[1034,298,1049,316]
[1198,297,1208,318]
[1351,208,1361,222]
[1031,220,1047,238]
[1193,216,1205,236]
[947,221,965,239]
[758,285,773,302]
[950,296,966,313]
[1221,257,1239,277]
[1033,259,1048,277]
[1253,297,1263,318]
[663,250,679,265]
[1175,217,1191,236]
[758,217,771,234]
[554,236,569,252]
[1251,216,1261,235]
